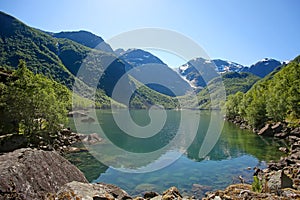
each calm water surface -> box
[66,109,286,198]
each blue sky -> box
[1,0,300,67]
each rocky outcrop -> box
[0,127,104,154]
[49,185,196,200]
[257,123,274,136]
[257,122,288,137]
[209,121,300,199]
[0,148,88,199]
[267,131,300,190]
[49,181,132,200]
[203,184,300,200]
[0,128,81,153]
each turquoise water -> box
[66,109,286,198]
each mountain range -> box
[0,11,287,109]
[178,58,283,88]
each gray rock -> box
[258,124,274,136]
[81,117,96,123]
[268,170,293,193]
[0,148,88,199]
[150,195,162,200]
[279,147,288,153]
[68,110,88,117]
[271,122,283,133]
[162,186,182,199]
[55,181,132,200]
[274,131,289,138]
[79,133,103,145]
[290,127,300,136]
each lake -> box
[66,109,287,198]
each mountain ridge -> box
[0,11,186,109]
[178,57,282,88]
[50,30,114,53]
[0,11,291,110]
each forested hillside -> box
[0,11,183,109]
[195,72,260,109]
[225,56,300,128]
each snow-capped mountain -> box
[178,58,244,88]
[241,58,282,77]
[115,48,166,68]
[212,59,244,73]
[178,57,282,88]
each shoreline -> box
[202,120,300,199]
[1,119,299,199]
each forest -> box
[225,56,300,129]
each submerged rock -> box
[191,184,212,198]
[81,117,96,123]
[78,133,103,145]
[67,110,88,117]
[0,148,88,199]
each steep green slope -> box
[0,11,126,108]
[221,72,260,94]
[0,11,183,109]
[0,11,74,87]
[57,39,129,98]
[52,30,113,52]
[225,56,300,128]
[128,76,179,109]
[0,11,125,94]
[196,72,260,109]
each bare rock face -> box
[0,148,88,199]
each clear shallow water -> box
[66,109,286,198]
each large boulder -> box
[267,170,293,193]
[52,181,132,200]
[0,148,88,199]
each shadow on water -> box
[187,113,287,162]
[64,143,109,182]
